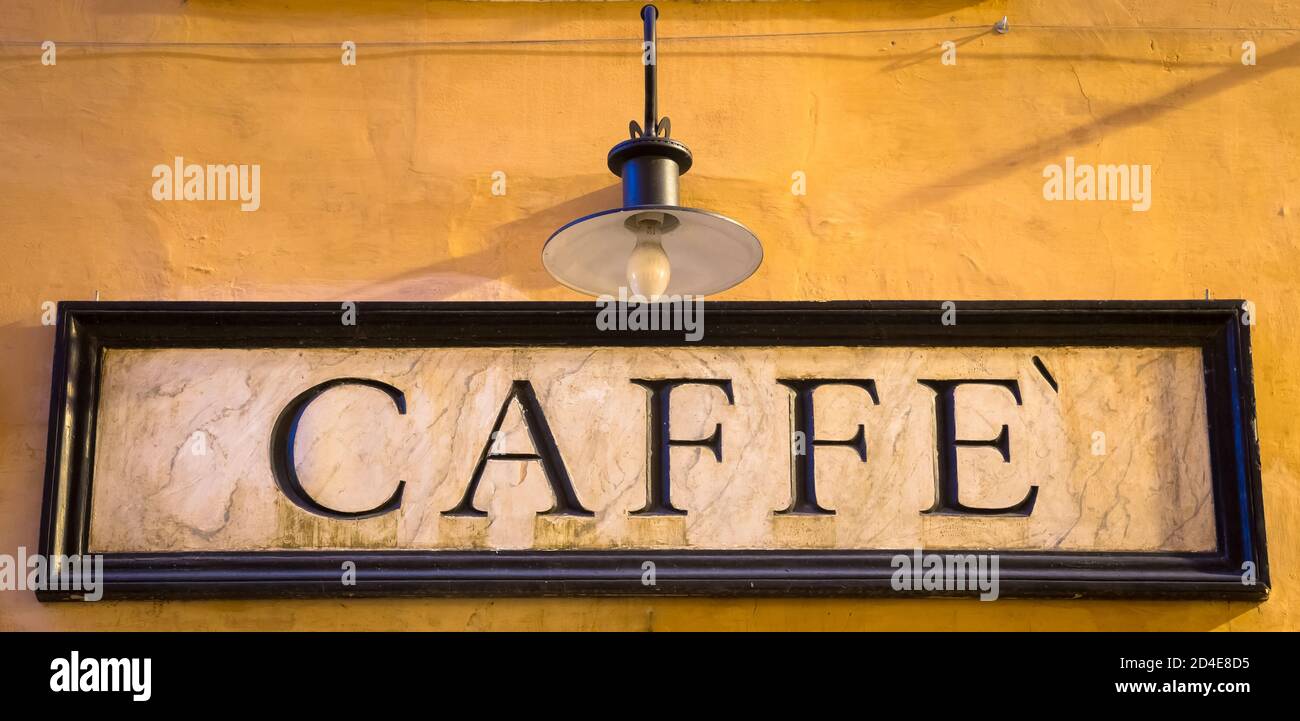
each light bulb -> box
[626,221,671,298]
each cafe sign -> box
[38,301,1268,599]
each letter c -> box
[270,377,406,519]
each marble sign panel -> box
[86,345,1216,554]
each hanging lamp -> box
[543,4,763,299]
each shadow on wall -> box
[341,37,1300,300]
[347,39,1300,300]
[894,38,1300,211]
[345,184,623,300]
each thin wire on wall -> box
[1,22,1299,50]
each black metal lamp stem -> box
[606,3,690,208]
[643,4,658,136]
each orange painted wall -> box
[0,0,1295,630]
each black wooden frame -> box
[38,301,1268,600]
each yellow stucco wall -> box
[0,0,1295,630]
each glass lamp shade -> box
[543,205,763,297]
